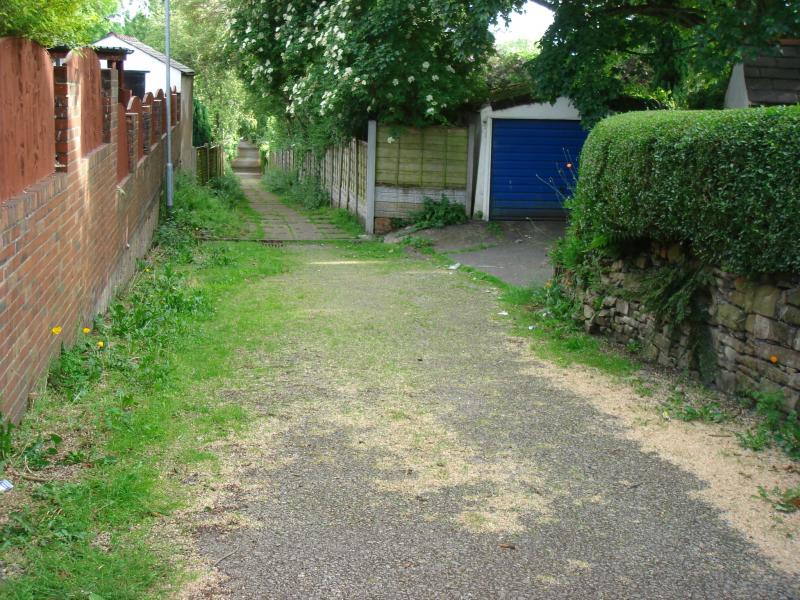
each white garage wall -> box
[94,35,183,94]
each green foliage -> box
[401,236,435,251]
[287,177,329,211]
[19,434,62,471]
[327,209,363,237]
[568,107,800,275]
[229,0,524,149]
[737,391,800,459]
[640,263,712,326]
[757,485,800,513]
[156,172,259,254]
[533,2,800,123]
[0,0,117,47]
[499,281,637,377]
[192,98,213,147]
[409,196,468,230]
[262,168,363,235]
[0,415,13,468]
[122,0,258,152]
[0,175,288,598]
[263,166,298,195]
[662,392,727,423]
[263,167,327,210]
[48,339,105,403]
[485,39,538,98]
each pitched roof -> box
[104,32,194,75]
[742,40,800,106]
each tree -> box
[120,0,257,153]
[228,0,525,150]
[0,0,118,47]
[531,1,800,123]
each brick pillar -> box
[126,112,138,171]
[101,70,112,143]
[142,105,152,154]
[152,99,162,141]
[53,66,71,172]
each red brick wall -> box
[0,38,55,201]
[0,40,188,422]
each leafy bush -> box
[263,168,331,210]
[263,167,298,195]
[568,106,800,275]
[155,172,254,253]
[287,176,329,210]
[192,98,213,147]
[409,195,468,230]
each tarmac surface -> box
[191,243,799,599]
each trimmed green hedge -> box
[568,107,800,275]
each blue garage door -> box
[490,119,588,220]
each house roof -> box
[742,40,800,106]
[102,32,195,75]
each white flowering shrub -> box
[228,0,522,149]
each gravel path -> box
[189,244,799,599]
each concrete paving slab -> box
[233,141,356,241]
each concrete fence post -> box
[365,120,377,234]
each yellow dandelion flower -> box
[97,341,105,348]
[51,326,62,335]
[82,327,91,334]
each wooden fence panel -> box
[375,125,468,189]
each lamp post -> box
[164,0,174,211]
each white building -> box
[93,32,194,97]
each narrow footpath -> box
[180,240,799,599]
[232,142,354,241]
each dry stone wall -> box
[571,245,800,411]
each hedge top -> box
[570,106,800,275]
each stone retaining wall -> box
[571,245,800,411]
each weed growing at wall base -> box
[737,391,800,459]
[0,175,289,598]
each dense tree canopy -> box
[0,0,117,47]
[121,0,258,152]
[532,1,800,123]
[228,0,525,149]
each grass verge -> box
[0,175,289,598]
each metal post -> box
[164,0,174,211]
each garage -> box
[490,118,588,219]
[474,97,588,221]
